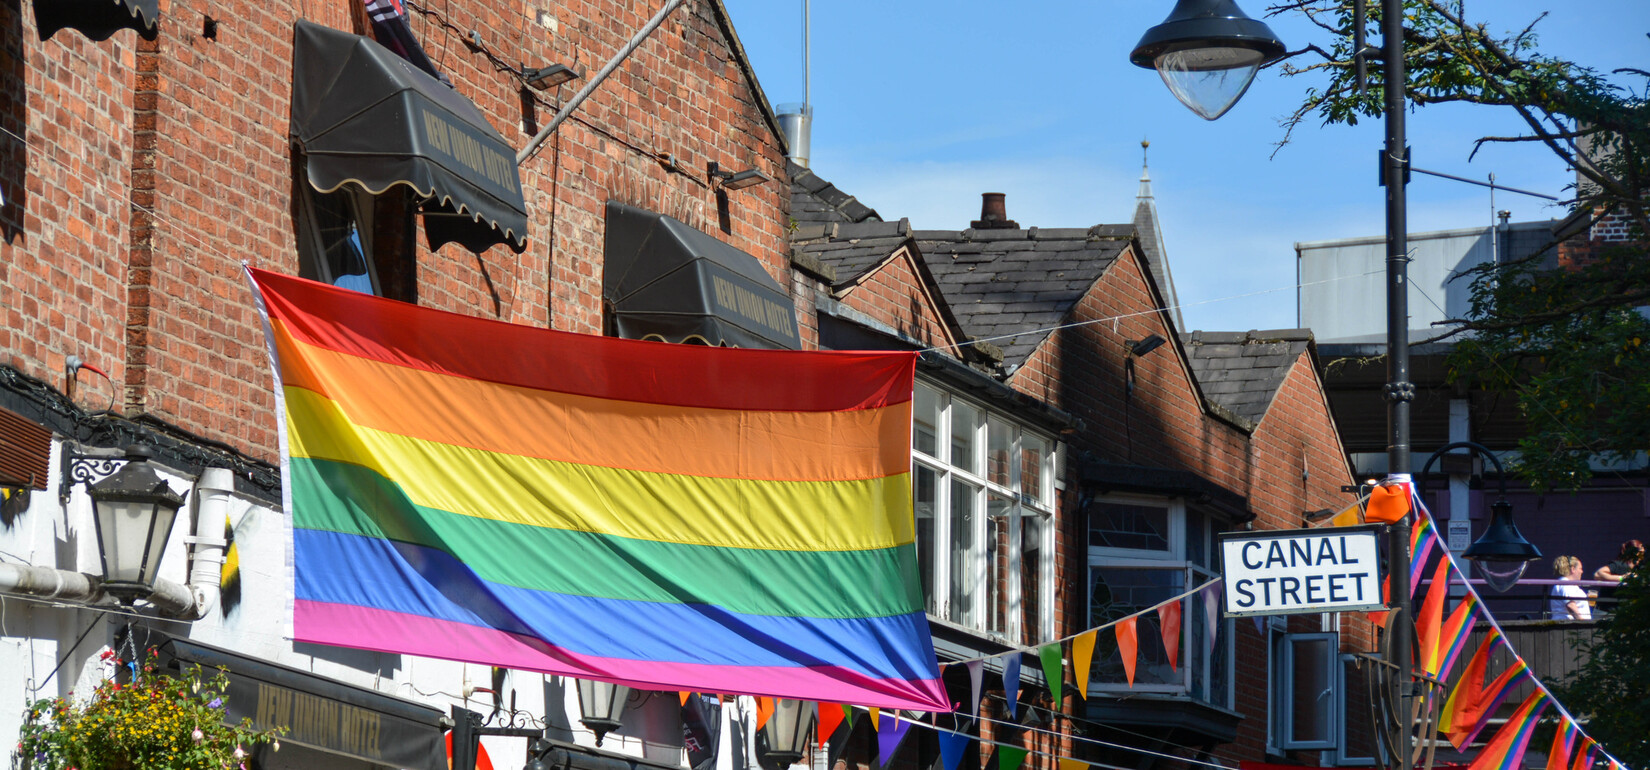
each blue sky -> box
[719,1,1649,333]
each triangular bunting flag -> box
[756,697,774,731]
[1329,504,1362,527]
[1117,617,1139,687]
[1570,738,1596,770]
[1416,557,1451,675]
[816,702,844,749]
[843,703,855,728]
[1038,643,1063,704]
[1072,629,1097,700]
[679,692,691,706]
[875,711,912,767]
[967,659,984,716]
[868,707,879,731]
[1158,601,1182,672]
[998,747,1029,770]
[1546,719,1579,770]
[1252,615,1266,636]
[1002,653,1021,719]
[937,729,971,770]
[1467,691,1550,770]
[1435,594,1481,681]
[1370,577,1392,628]
[1060,759,1089,770]
[1202,582,1222,656]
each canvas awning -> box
[35,0,158,41]
[157,635,447,770]
[290,20,527,254]
[603,202,800,349]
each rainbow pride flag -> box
[248,268,949,710]
[1468,690,1550,770]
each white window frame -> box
[912,380,1056,644]
[1086,494,1233,708]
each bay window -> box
[1086,494,1233,707]
[913,382,1056,644]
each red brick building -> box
[1,3,1365,770]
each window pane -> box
[1088,567,1185,687]
[1187,513,1207,568]
[1089,501,1170,552]
[1021,512,1046,644]
[914,465,938,616]
[914,385,940,458]
[1288,636,1334,745]
[987,493,1012,638]
[951,401,979,474]
[987,416,1012,486]
[1021,433,1049,506]
[948,479,980,626]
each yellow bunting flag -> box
[1072,629,1097,698]
[1060,759,1090,770]
[868,707,879,731]
[1329,503,1362,527]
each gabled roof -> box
[916,226,1135,370]
[1180,329,1315,426]
[791,219,910,287]
[788,161,883,227]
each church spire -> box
[1131,138,1185,331]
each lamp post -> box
[86,445,187,605]
[1133,2,1417,769]
[1418,441,1542,593]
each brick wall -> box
[2,0,790,462]
[831,247,954,350]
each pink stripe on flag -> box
[296,600,945,710]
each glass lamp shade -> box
[575,679,630,745]
[88,445,185,602]
[1130,0,1286,121]
[1462,498,1541,593]
[763,699,817,766]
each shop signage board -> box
[1218,525,1386,617]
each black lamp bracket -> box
[59,448,128,505]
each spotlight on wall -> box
[521,63,579,90]
[708,161,772,191]
[1127,334,1167,357]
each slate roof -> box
[1180,329,1315,426]
[791,219,913,287]
[788,161,882,227]
[917,225,1135,370]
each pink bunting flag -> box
[1158,601,1182,672]
[1202,582,1222,656]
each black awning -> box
[290,20,527,254]
[603,202,800,349]
[157,636,447,770]
[34,0,158,41]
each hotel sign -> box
[1218,526,1385,617]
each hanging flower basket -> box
[16,648,283,770]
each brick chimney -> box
[971,192,1019,229]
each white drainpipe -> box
[182,467,233,619]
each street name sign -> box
[1217,525,1385,617]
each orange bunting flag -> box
[1059,759,1089,770]
[1416,558,1451,675]
[816,702,845,749]
[1072,629,1097,699]
[1117,617,1139,687]
[679,692,692,706]
[1158,602,1182,672]
[1366,481,1412,523]
[756,697,774,730]
[1369,578,1393,628]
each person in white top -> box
[1549,555,1591,621]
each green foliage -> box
[1270,0,1650,490]
[1558,572,1650,767]
[15,649,283,770]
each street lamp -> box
[1417,442,1541,593]
[87,445,186,604]
[1129,0,1286,120]
[575,679,630,746]
[762,699,817,768]
[1134,3,1418,770]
